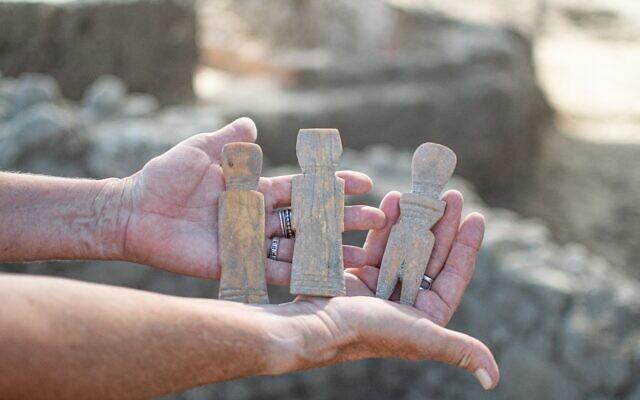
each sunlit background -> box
[1,0,639,399]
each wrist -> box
[258,299,363,376]
[0,173,133,262]
[88,177,133,260]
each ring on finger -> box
[420,274,434,291]
[277,208,295,238]
[267,237,280,261]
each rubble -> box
[200,0,551,206]
[0,74,221,178]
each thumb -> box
[359,300,499,390]
[182,117,258,162]
[423,323,500,390]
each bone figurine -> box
[375,143,457,305]
[218,142,269,304]
[290,129,346,297]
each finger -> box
[266,205,385,237]
[344,272,375,296]
[181,117,257,162]
[260,170,373,210]
[347,265,379,293]
[344,205,386,231]
[363,191,402,267]
[415,213,485,325]
[419,323,499,390]
[360,299,498,389]
[264,237,295,263]
[347,266,405,301]
[343,246,369,268]
[425,190,463,279]
[265,259,292,286]
[265,238,367,268]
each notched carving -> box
[375,143,456,305]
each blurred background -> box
[1,0,639,399]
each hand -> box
[119,118,385,280]
[280,191,499,389]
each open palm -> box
[349,190,485,326]
[288,190,499,389]
[121,118,385,280]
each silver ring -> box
[278,208,295,238]
[268,237,280,260]
[420,275,434,290]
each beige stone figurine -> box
[218,142,269,304]
[290,129,346,297]
[375,143,457,305]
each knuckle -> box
[455,343,475,369]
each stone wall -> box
[0,0,197,104]
[525,0,640,278]
[199,0,551,207]
[530,122,640,279]
[1,76,638,399]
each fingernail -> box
[231,117,254,128]
[230,117,257,140]
[474,368,493,390]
